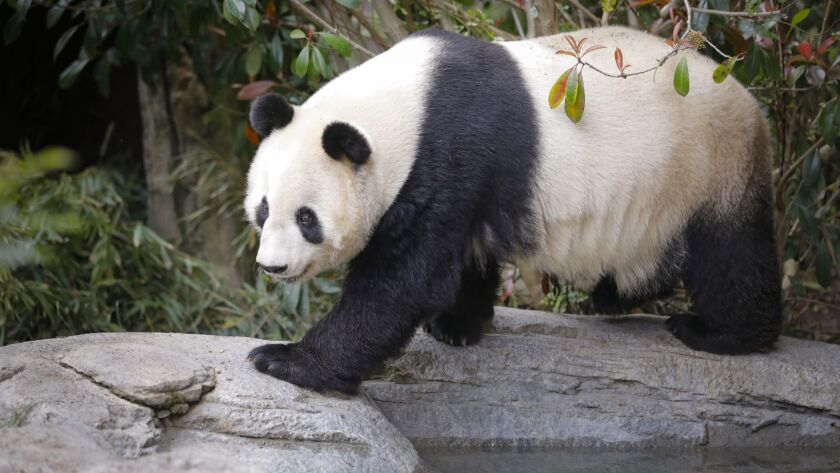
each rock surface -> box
[366,307,840,449]
[0,333,420,473]
[1,308,839,472]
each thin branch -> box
[691,7,782,17]
[775,138,824,210]
[289,0,376,57]
[557,1,578,28]
[372,0,408,42]
[818,0,834,45]
[525,0,537,38]
[579,46,687,79]
[403,0,416,33]
[511,6,526,39]
[348,5,392,49]
[566,0,600,23]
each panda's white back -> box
[294,27,768,294]
[502,27,768,292]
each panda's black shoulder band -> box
[322,122,371,165]
[250,93,294,136]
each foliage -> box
[0,148,338,345]
[2,0,838,337]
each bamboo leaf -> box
[791,8,809,27]
[674,56,690,96]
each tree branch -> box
[349,3,392,50]
[775,138,824,211]
[289,0,376,57]
[566,0,600,24]
[372,0,408,42]
[691,7,782,17]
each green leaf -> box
[245,44,262,77]
[819,99,838,145]
[268,33,284,72]
[133,224,143,248]
[791,8,809,27]
[564,68,585,123]
[58,57,90,89]
[319,32,352,57]
[548,68,571,109]
[223,0,246,24]
[15,0,31,13]
[335,0,360,9]
[802,150,821,187]
[290,29,306,39]
[53,24,80,60]
[674,56,690,97]
[4,11,25,45]
[712,58,735,83]
[243,6,260,32]
[310,46,327,77]
[763,51,781,80]
[293,44,310,78]
[93,57,110,97]
[46,6,65,29]
[814,242,832,288]
[601,0,617,13]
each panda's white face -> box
[244,102,372,283]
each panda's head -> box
[244,93,373,282]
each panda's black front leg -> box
[423,259,499,346]
[248,240,462,395]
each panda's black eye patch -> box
[295,207,323,244]
[256,197,269,228]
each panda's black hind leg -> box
[423,259,499,347]
[669,201,782,354]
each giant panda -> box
[244,26,781,394]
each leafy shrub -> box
[0,148,338,345]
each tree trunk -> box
[137,70,182,243]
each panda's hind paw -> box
[666,314,754,355]
[423,315,483,347]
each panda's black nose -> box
[259,264,288,274]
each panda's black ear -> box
[249,93,294,137]
[322,122,371,165]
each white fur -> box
[503,27,767,293]
[245,36,439,279]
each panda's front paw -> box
[248,343,359,395]
[422,313,484,347]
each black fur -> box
[249,30,539,394]
[255,196,269,228]
[667,176,782,354]
[295,206,323,244]
[423,259,500,346]
[322,122,371,165]
[249,93,294,137]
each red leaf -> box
[672,19,683,43]
[581,44,606,57]
[548,68,572,109]
[665,39,676,48]
[555,50,578,58]
[245,125,260,146]
[564,35,580,54]
[237,80,278,100]
[578,37,589,51]
[614,48,624,71]
[265,0,277,22]
[796,41,813,61]
[816,37,837,56]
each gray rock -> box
[364,307,840,449]
[2,308,839,472]
[0,333,420,473]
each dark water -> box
[419,447,840,473]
